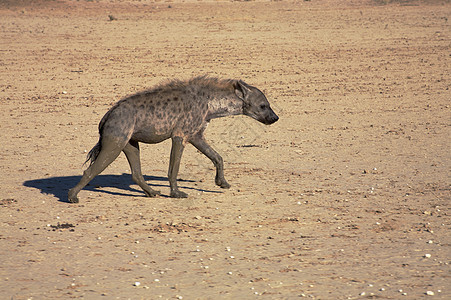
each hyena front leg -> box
[190,133,230,189]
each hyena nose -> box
[266,112,279,124]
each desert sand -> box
[0,0,449,299]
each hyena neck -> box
[206,90,243,120]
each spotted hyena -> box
[68,76,278,203]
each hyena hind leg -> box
[123,141,161,197]
[68,136,126,203]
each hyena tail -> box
[84,139,102,167]
[83,106,111,167]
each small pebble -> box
[133,281,140,286]
[424,253,432,258]
[426,291,434,296]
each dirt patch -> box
[152,222,201,233]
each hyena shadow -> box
[24,174,219,203]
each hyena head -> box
[234,80,279,125]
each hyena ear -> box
[234,80,252,101]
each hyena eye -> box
[260,104,267,110]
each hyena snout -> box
[263,107,279,125]
[245,105,279,125]
[235,80,279,125]
[252,105,279,125]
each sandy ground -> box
[0,0,450,299]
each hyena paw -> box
[216,178,231,189]
[170,190,188,198]
[68,189,79,203]
[144,189,161,197]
